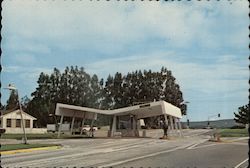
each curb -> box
[0,145,61,155]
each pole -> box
[4,84,27,144]
[17,90,28,144]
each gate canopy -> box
[55,101,182,119]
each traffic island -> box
[0,144,61,155]
[209,132,222,142]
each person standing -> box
[160,120,168,139]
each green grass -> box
[219,129,249,137]
[1,133,88,140]
[0,144,61,151]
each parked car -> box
[81,125,98,133]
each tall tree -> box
[103,67,186,127]
[21,95,31,112]
[234,104,249,125]
[6,90,19,110]
[26,66,103,127]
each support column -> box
[137,119,141,137]
[174,118,178,130]
[57,115,64,138]
[178,118,183,137]
[80,118,85,135]
[117,116,120,130]
[133,115,139,137]
[111,115,117,137]
[164,114,168,126]
[133,116,136,131]
[169,116,174,130]
[90,118,95,137]
[178,119,182,130]
[70,117,75,135]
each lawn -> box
[219,129,249,137]
[0,144,61,151]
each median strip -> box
[1,144,61,155]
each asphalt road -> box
[113,138,249,168]
[1,129,248,168]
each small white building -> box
[0,110,46,134]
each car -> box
[81,125,98,133]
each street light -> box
[4,84,28,144]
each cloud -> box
[3,65,52,81]
[86,50,248,97]
[2,0,248,55]
[1,1,248,121]
[9,53,36,65]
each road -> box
[113,138,249,168]
[1,129,248,168]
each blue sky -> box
[1,0,248,121]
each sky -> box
[1,0,249,122]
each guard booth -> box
[55,101,182,138]
[109,114,140,137]
[107,101,182,137]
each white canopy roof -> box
[55,101,182,120]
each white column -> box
[164,114,168,126]
[57,115,64,138]
[178,119,182,130]
[178,118,183,137]
[111,115,117,137]
[169,116,174,130]
[80,118,85,135]
[90,118,95,137]
[174,118,178,130]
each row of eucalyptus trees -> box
[5,66,186,127]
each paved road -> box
[113,138,249,168]
[1,129,248,168]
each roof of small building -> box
[0,109,37,120]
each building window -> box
[7,119,12,127]
[25,119,30,128]
[16,119,21,128]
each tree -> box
[234,104,249,125]
[6,90,19,110]
[103,67,186,128]
[26,66,103,127]
[26,66,186,127]
[21,95,31,111]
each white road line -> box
[230,142,248,146]
[97,143,194,168]
[188,143,217,150]
[231,137,249,142]
[186,139,208,150]
[234,158,249,168]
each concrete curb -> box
[0,145,61,155]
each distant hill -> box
[182,119,243,129]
